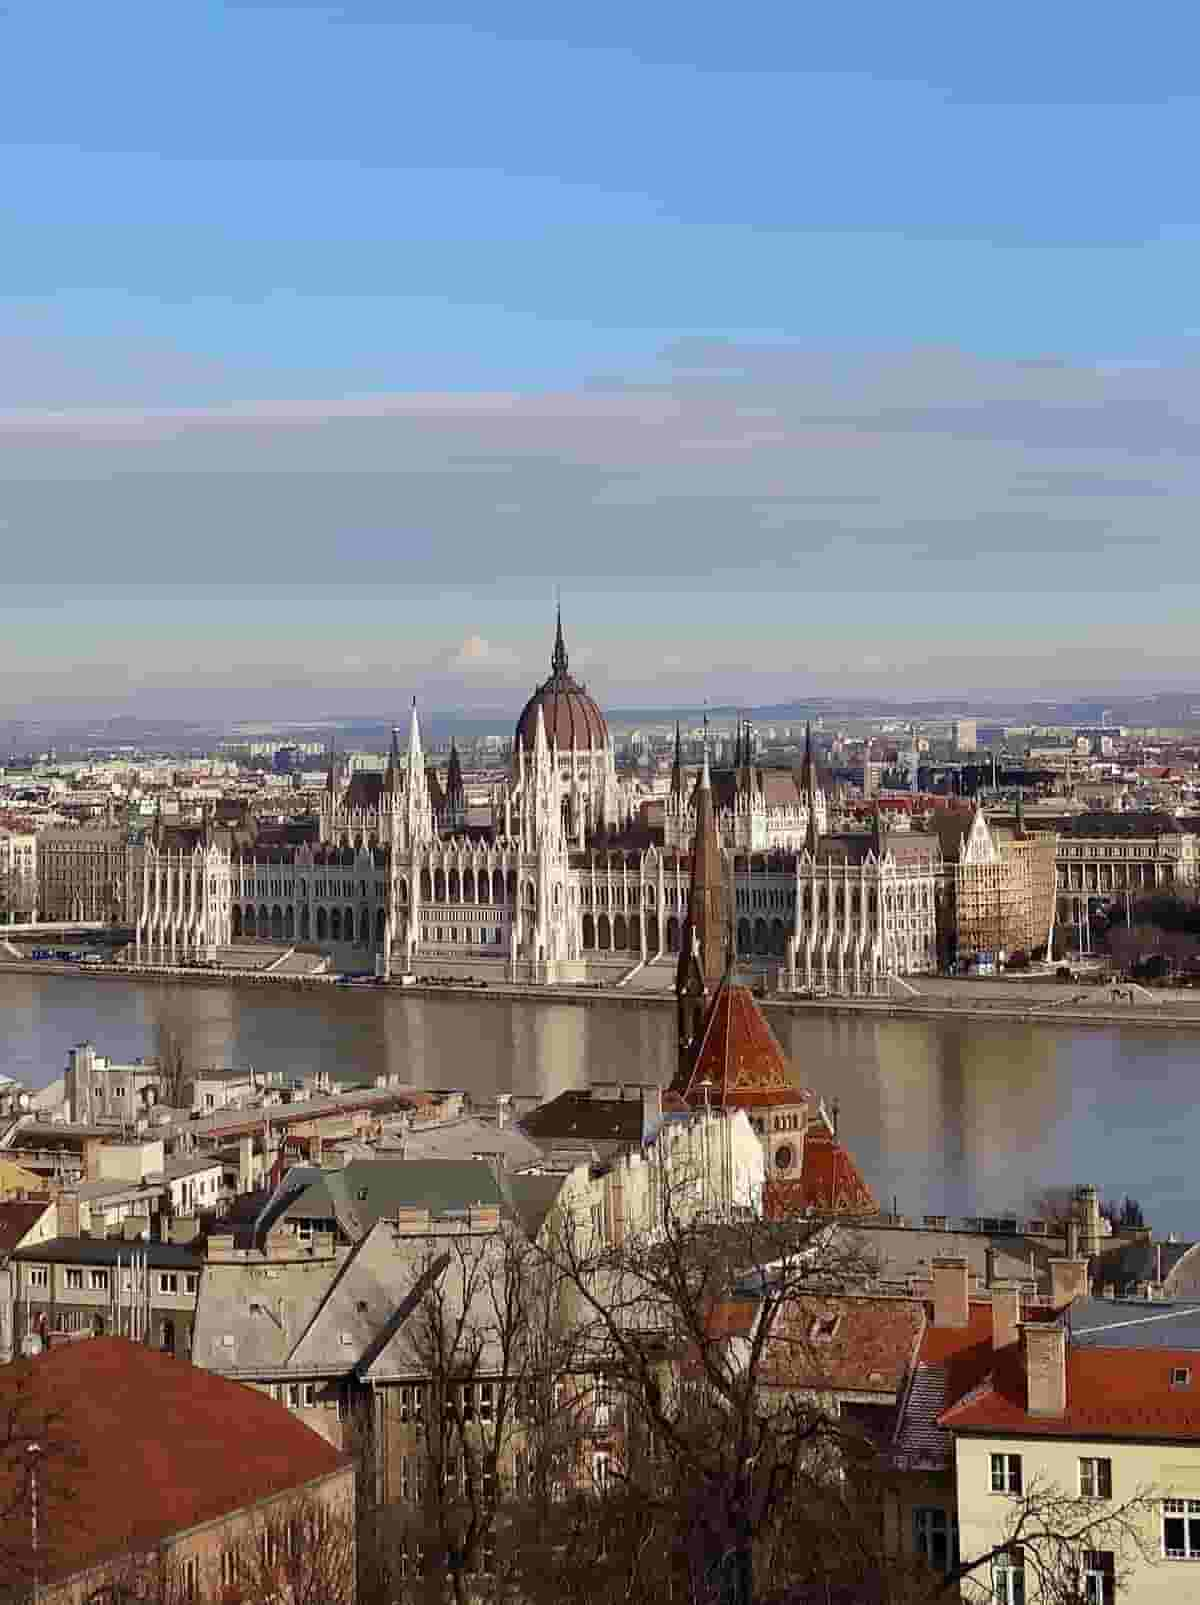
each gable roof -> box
[939,1340,1200,1441]
[0,1338,345,1589]
[193,1253,346,1375]
[677,981,811,1111]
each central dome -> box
[515,612,609,753]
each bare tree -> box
[152,1023,190,1111]
[240,1491,357,1605]
[947,1474,1158,1604]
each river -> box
[2,973,1196,1234]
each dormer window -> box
[356,1188,369,1202]
[1172,1367,1192,1389]
[809,1314,842,1343]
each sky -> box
[3,1,1200,719]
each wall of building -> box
[955,1432,1200,1601]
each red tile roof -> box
[0,1198,53,1256]
[0,1337,347,1588]
[765,1124,878,1217]
[892,1302,997,1467]
[760,1296,925,1396]
[679,983,811,1111]
[940,1341,1200,1440]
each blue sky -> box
[3,2,1200,716]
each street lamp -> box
[27,1440,41,1605]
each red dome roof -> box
[515,613,609,753]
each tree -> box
[152,1023,190,1111]
[946,1473,1158,1604]
[240,1491,357,1605]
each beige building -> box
[934,806,1058,963]
[37,821,131,922]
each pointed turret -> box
[446,739,464,815]
[670,721,684,801]
[803,721,821,856]
[407,696,422,763]
[674,718,727,1084]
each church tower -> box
[674,725,727,1084]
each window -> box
[180,1555,199,1601]
[513,1449,532,1498]
[592,1451,612,1493]
[159,1273,178,1294]
[220,1548,240,1588]
[1079,1457,1112,1499]
[287,1383,301,1409]
[1082,1550,1115,1605]
[594,1374,612,1430]
[1163,1497,1200,1558]
[185,1274,199,1295]
[65,1268,83,1290]
[992,1546,1024,1605]
[479,1380,495,1424]
[28,1266,48,1290]
[89,1269,109,1291]
[399,1383,424,1424]
[913,1507,957,1575]
[1172,1367,1192,1388]
[302,1382,318,1408]
[991,1453,1023,1495]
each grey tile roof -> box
[12,1236,202,1269]
[892,1363,951,1467]
[1069,1296,1200,1350]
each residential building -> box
[0,1337,353,1605]
[11,1236,204,1355]
[37,821,131,922]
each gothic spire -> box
[407,696,422,762]
[670,720,684,800]
[551,599,568,678]
[674,710,725,1080]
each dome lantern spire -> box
[551,599,568,678]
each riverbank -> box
[6,956,1200,1033]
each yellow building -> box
[940,1284,1200,1602]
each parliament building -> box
[134,615,1056,992]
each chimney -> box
[641,1084,663,1131]
[931,1256,969,1328]
[991,1282,1021,1352]
[984,1245,998,1288]
[238,1134,254,1194]
[1066,1220,1079,1259]
[1076,1183,1104,1258]
[58,1190,81,1238]
[1049,1258,1090,1308]
[82,1138,103,1184]
[1023,1320,1067,1417]
[496,1094,510,1131]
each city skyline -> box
[4,4,1200,715]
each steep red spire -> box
[674,722,727,1081]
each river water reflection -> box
[2,973,1196,1233]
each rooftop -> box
[0,1338,346,1589]
[13,1235,203,1270]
